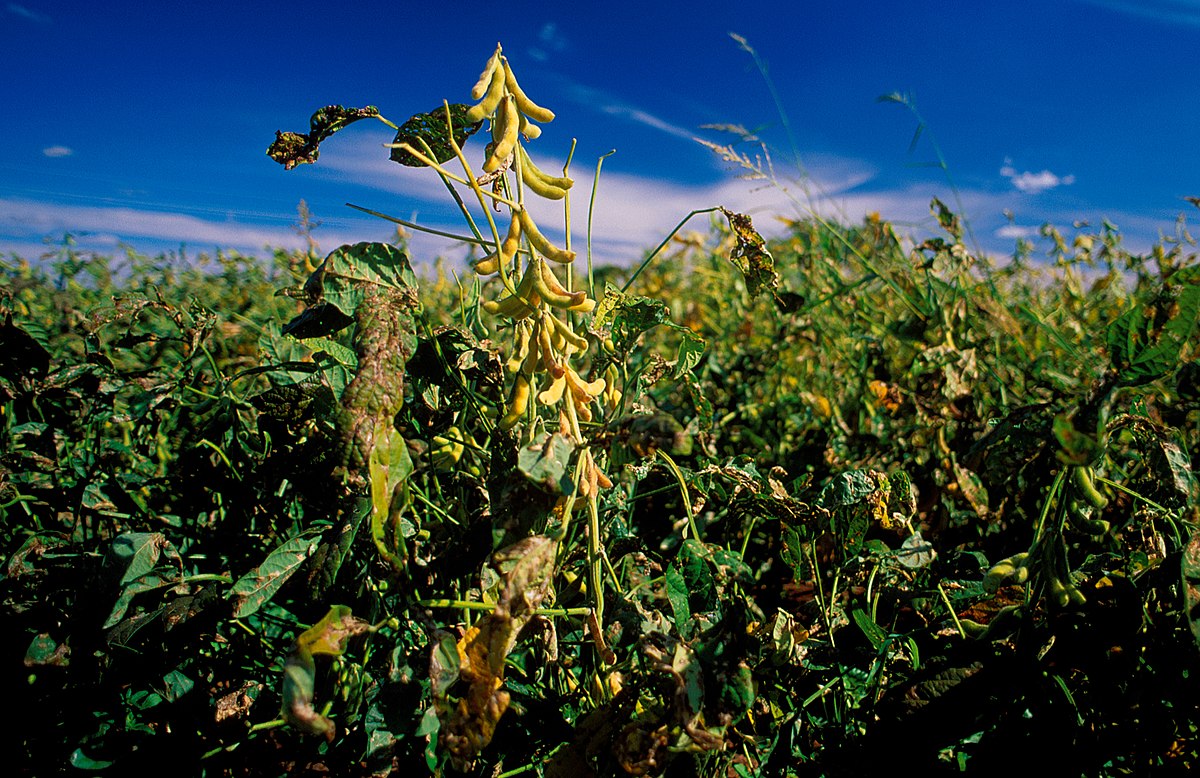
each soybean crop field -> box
[5,44,1200,776]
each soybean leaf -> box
[282,606,372,741]
[673,331,706,378]
[370,427,414,573]
[817,470,885,510]
[296,604,372,657]
[5,534,68,579]
[24,633,70,667]
[897,531,936,569]
[679,539,717,613]
[389,103,483,167]
[268,105,389,170]
[429,633,461,699]
[719,207,779,297]
[160,670,194,703]
[284,242,418,337]
[665,563,693,639]
[517,432,576,494]
[229,530,322,618]
[109,532,174,586]
[69,750,114,771]
[1107,266,1200,386]
[104,572,172,628]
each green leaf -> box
[104,572,171,629]
[229,531,322,618]
[0,313,51,382]
[109,532,173,585]
[24,633,69,667]
[851,603,888,650]
[517,432,576,494]
[69,749,114,770]
[673,331,706,378]
[429,633,461,699]
[370,427,414,572]
[719,663,756,715]
[665,563,693,640]
[896,531,936,569]
[416,705,441,737]
[284,242,418,338]
[160,669,194,703]
[1107,266,1200,386]
[817,470,885,510]
[389,103,484,167]
[268,105,388,170]
[679,539,718,613]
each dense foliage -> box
[6,45,1200,776]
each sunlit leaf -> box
[719,207,779,298]
[229,531,322,618]
[517,431,576,494]
[284,242,418,337]
[108,532,175,586]
[282,606,372,741]
[268,105,387,170]
[370,427,413,573]
[673,331,706,378]
[296,604,372,657]
[896,531,936,569]
[1107,265,1200,386]
[389,103,483,167]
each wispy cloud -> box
[560,82,697,141]
[1073,0,1200,27]
[995,224,1041,240]
[1000,159,1075,194]
[6,3,49,23]
[527,22,568,63]
[0,197,387,258]
[42,145,73,158]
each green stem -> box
[587,150,616,298]
[1094,475,1170,515]
[656,450,699,540]
[622,208,720,294]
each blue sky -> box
[3,0,1199,267]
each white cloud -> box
[995,224,1041,240]
[42,145,73,158]
[561,82,698,141]
[7,3,49,23]
[1000,159,1075,194]
[528,22,568,62]
[0,197,388,258]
